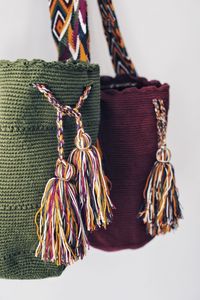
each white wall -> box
[0,1,199,299]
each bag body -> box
[88,76,169,251]
[49,0,181,252]
[0,59,100,279]
[87,0,177,250]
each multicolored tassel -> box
[67,100,114,232]
[35,84,114,246]
[33,83,88,266]
[138,99,182,236]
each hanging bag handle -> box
[49,0,136,76]
[49,0,90,62]
[97,0,137,77]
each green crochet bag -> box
[0,59,100,279]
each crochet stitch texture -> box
[0,59,100,279]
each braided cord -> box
[33,83,92,159]
[153,99,168,149]
[56,110,65,161]
[98,0,137,77]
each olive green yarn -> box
[0,59,100,279]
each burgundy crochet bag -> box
[88,0,182,251]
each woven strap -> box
[49,0,90,62]
[98,0,137,77]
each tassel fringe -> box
[139,147,182,236]
[33,83,113,265]
[138,99,182,236]
[69,128,114,232]
[35,160,88,266]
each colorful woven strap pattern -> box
[98,0,137,77]
[49,0,90,61]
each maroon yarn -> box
[88,75,169,251]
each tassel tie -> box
[33,83,113,265]
[33,83,89,266]
[138,99,182,237]
[67,108,114,232]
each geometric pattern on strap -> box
[49,0,90,62]
[98,0,137,77]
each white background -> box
[0,0,199,299]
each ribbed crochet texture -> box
[88,75,169,251]
[0,59,100,279]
